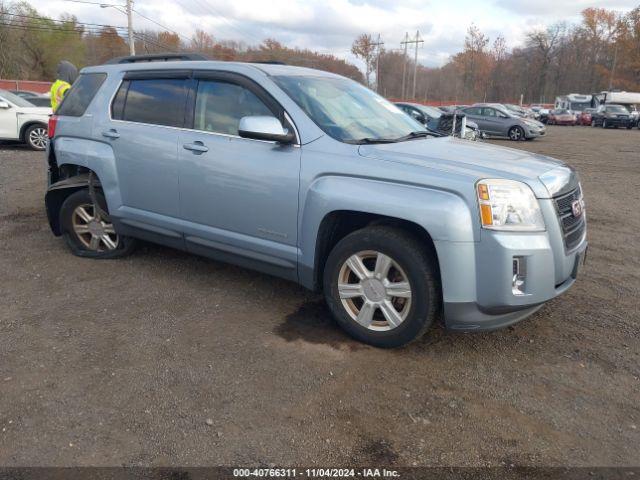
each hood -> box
[56,61,78,84]
[358,136,564,198]
[17,106,52,115]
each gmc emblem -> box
[571,199,584,218]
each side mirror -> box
[0,101,10,109]
[238,116,295,144]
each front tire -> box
[508,126,525,141]
[323,226,440,348]
[59,189,136,259]
[24,124,48,151]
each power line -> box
[130,8,190,43]
[60,0,126,6]
[0,23,127,36]
[179,0,263,44]
[1,11,128,30]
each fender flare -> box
[44,174,96,236]
[297,175,476,289]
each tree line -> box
[0,1,363,83]
[1,1,639,105]
[364,7,640,104]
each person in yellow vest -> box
[50,61,78,111]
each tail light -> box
[48,115,58,139]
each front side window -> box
[194,81,273,135]
[57,73,106,116]
[273,75,423,143]
[482,108,497,117]
[118,78,188,127]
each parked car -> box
[0,89,51,150]
[460,104,546,140]
[577,108,596,126]
[395,102,482,140]
[10,90,52,108]
[45,56,587,348]
[531,105,551,124]
[591,104,634,129]
[547,109,577,126]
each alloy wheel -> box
[337,250,412,331]
[509,127,523,140]
[28,127,48,149]
[71,203,119,251]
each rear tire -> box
[323,226,440,348]
[24,124,48,151]
[59,189,136,259]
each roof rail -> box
[104,53,208,65]
[253,60,287,65]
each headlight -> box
[476,179,545,231]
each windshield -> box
[273,75,424,143]
[570,102,591,111]
[416,105,442,119]
[606,105,628,113]
[0,89,35,108]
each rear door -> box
[462,107,484,130]
[177,71,301,280]
[103,72,190,246]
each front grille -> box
[554,185,586,251]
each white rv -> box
[594,91,640,120]
[554,94,593,114]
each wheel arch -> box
[19,121,48,141]
[311,210,441,294]
[298,176,476,292]
[45,169,102,236]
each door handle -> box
[102,129,120,139]
[183,141,209,154]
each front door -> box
[178,73,301,280]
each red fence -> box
[0,79,52,94]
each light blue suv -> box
[45,55,587,347]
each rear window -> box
[57,73,106,116]
[112,78,187,127]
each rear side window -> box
[113,78,188,127]
[57,73,106,117]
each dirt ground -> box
[0,126,639,468]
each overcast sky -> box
[30,0,639,67]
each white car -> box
[0,89,51,150]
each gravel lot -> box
[0,126,639,467]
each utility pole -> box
[400,32,409,100]
[609,40,619,90]
[411,30,423,100]
[371,34,384,93]
[126,0,135,56]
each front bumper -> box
[525,127,546,138]
[436,199,587,332]
[604,117,632,127]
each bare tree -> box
[351,33,377,87]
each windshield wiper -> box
[348,137,399,145]
[393,130,433,142]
